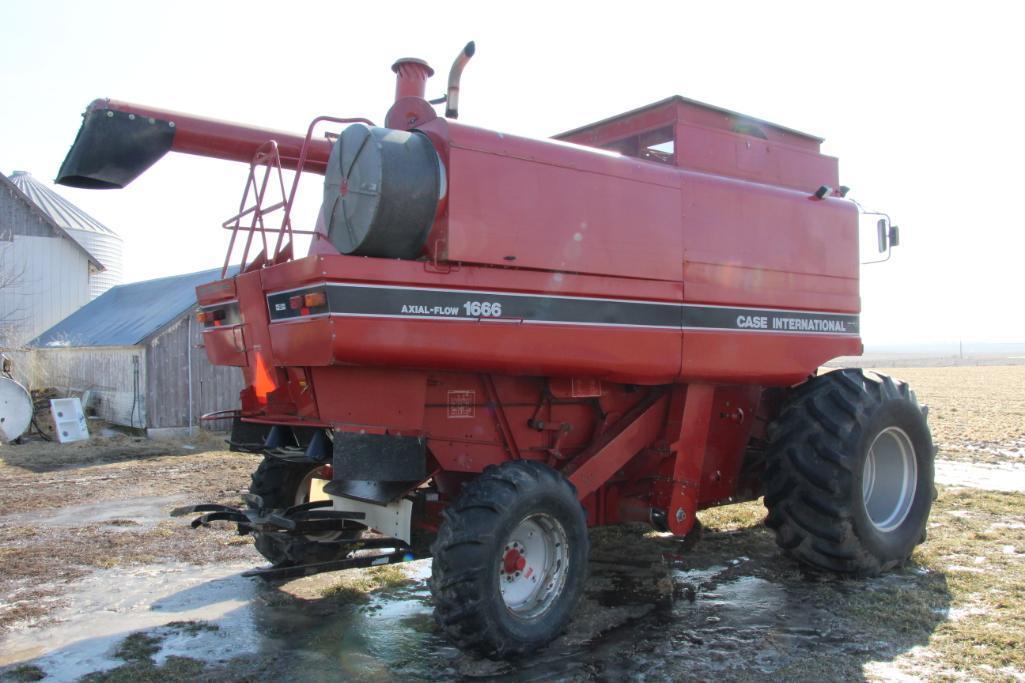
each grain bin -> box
[9,171,123,299]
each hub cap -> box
[498,513,569,619]
[862,426,918,532]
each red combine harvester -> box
[57,43,932,658]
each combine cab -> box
[57,43,932,658]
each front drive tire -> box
[430,460,589,659]
[764,368,934,575]
[248,457,354,567]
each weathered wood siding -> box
[13,309,244,431]
[145,310,244,429]
[28,346,147,427]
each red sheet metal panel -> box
[311,366,426,431]
[269,316,683,385]
[443,123,684,282]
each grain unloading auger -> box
[57,42,931,658]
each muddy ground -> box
[1,365,1023,682]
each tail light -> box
[303,291,327,308]
[197,309,226,324]
[286,289,328,317]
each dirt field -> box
[1,366,1024,682]
[883,366,1025,463]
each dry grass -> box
[694,487,1025,681]
[319,564,412,602]
[906,488,1025,678]
[880,366,1025,463]
[74,622,221,683]
[0,439,259,634]
[0,663,45,681]
[698,499,768,532]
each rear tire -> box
[763,369,934,575]
[248,457,355,567]
[430,460,589,659]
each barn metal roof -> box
[0,172,104,270]
[29,266,238,348]
[9,171,119,236]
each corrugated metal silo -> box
[9,171,123,298]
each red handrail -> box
[220,116,374,278]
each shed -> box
[26,267,243,436]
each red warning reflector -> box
[289,295,304,310]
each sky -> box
[1,1,1023,347]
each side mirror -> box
[858,203,898,265]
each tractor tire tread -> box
[247,457,351,568]
[763,368,933,577]
[430,460,588,659]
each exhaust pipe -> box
[56,99,333,189]
[445,41,476,119]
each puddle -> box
[0,536,953,680]
[0,550,951,682]
[0,561,257,678]
[0,495,187,530]
[934,459,1025,492]
[673,564,728,587]
[0,557,466,681]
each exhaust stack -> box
[445,41,475,119]
[391,58,434,102]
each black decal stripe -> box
[684,306,859,335]
[328,285,680,327]
[266,284,859,335]
[266,288,329,321]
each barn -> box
[25,267,243,436]
[0,171,123,346]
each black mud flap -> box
[329,432,425,504]
[331,432,426,480]
[228,417,274,453]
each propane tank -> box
[0,376,32,443]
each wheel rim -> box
[498,513,570,619]
[296,466,343,541]
[862,426,918,532]
[295,466,331,506]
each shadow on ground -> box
[0,515,950,682]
